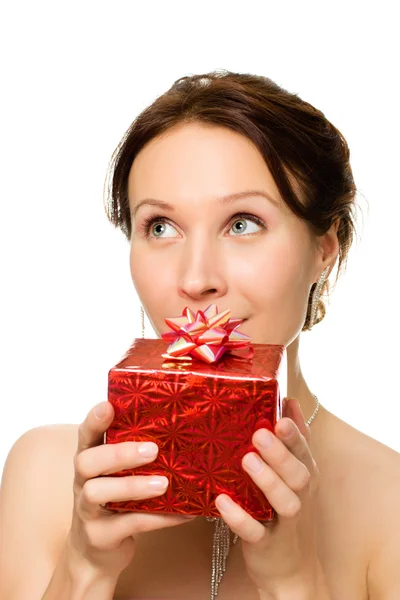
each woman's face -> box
[128,122,337,346]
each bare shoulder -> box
[16,422,79,472]
[328,415,400,597]
[325,409,400,479]
[17,424,79,549]
[311,409,400,597]
[319,408,400,499]
[2,423,79,485]
[320,408,400,541]
[0,424,80,597]
[33,423,80,536]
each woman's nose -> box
[177,239,228,301]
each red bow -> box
[161,304,253,364]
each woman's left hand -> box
[215,397,322,597]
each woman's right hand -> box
[66,400,195,580]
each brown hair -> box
[104,69,362,331]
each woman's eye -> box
[142,213,265,238]
[228,216,263,236]
[145,219,178,238]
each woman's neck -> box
[286,334,321,425]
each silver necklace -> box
[206,393,320,599]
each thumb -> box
[94,400,110,419]
[77,401,114,454]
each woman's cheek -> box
[129,247,156,292]
[131,256,177,321]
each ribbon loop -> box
[161,304,253,364]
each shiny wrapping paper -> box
[104,338,287,521]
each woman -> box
[1,70,399,600]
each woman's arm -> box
[367,532,400,600]
[367,525,400,598]
[41,538,117,600]
[366,451,400,600]
[0,426,117,599]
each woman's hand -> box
[67,401,195,582]
[215,397,322,598]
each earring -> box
[140,306,145,339]
[309,265,330,330]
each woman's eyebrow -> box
[131,190,280,218]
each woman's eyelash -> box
[140,212,266,237]
[140,215,166,236]
[231,212,266,230]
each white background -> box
[1,1,399,478]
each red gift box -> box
[104,338,287,521]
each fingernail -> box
[255,428,274,449]
[138,441,158,456]
[217,495,234,512]
[94,401,108,419]
[281,420,295,438]
[243,452,264,474]
[148,476,169,489]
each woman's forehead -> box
[127,124,305,222]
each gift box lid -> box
[108,338,287,403]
